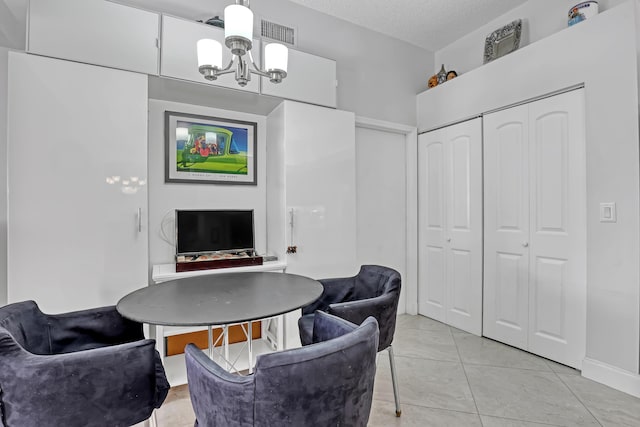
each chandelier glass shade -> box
[197,0,288,86]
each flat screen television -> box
[175,209,255,255]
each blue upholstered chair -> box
[186,311,379,427]
[0,300,169,427]
[298,265,402,416]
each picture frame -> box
[165,111,257,185]
[483,19,523,64]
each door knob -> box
[446,238,451,242]
[522,242,529,247]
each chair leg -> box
[388,345,401,417]
[145,409,158,427]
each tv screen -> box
[176,210,255,255]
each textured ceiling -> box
[286,0,528,51]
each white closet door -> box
[355,126,407,313]
[418,118,483,334]
[418,128,447,322]
[445,118,483,335]
[483,104,530,350]
[7,53,148,313]
[527,90,586,368]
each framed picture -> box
[165,111,257,185]
[483,19,523,64]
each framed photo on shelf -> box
[483,19,523,64]
[165,111,257,185]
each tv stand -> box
[153,260,287,283]
[175,253,263,272]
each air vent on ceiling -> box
[261,19,296,46]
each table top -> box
[116,271,323,326]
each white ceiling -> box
[0,0,528,52]
[287,0,528,51]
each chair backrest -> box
[350,265,401,351]
[353,265,401,300]
[253,312,379,427]
[0,301,51,354]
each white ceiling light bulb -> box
[224,4,254,41]
[265,43,288,73]
[197,39,222,69]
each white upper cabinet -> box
[261,48,336,108]
[27,0,160,75]
[160,15,260,94]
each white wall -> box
[435,0,626,75]
[147,99,267,272]
[418,2,640,380]
[0,48,7,306]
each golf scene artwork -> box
[165,111,257,185]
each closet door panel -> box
[528,90,586,368]
[419,118,482,334]
[445,118,483,335]
[531,256,568,339]
[483,105,529,349]
[418,130,447,322]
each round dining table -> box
[117,271,323,373]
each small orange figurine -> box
[428,75,438,88]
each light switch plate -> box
[600,202,617,223]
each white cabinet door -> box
[261,49,336,108]
[283,102,356,278]
[7,53,148,314]
[160,15,260,94]
[28,0,159,75]
[266,101,356,280]
[418,118,483,335]
[483,89,586,368]
[527,90,586,368]
[483,104,530,350]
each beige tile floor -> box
[149,315,640,427]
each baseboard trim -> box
[581,357,640,398]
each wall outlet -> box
[599,202,617,223]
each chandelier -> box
[197,0,288,86]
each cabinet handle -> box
[137,208,142,233]
[446,237,451,242]
[522,242,529,247]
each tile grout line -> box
[481,414,565,427]
[550,364,604,427]
[371,397,483,418]
[449,325,484,427]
